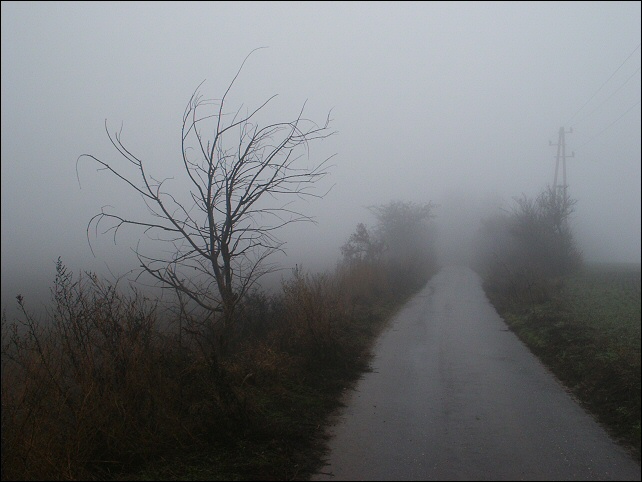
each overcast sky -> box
[2,1,641,311]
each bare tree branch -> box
[78,52,336,347]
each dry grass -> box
[2,255,433,480]
[1,262,221,479]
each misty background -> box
[2,1,640,315]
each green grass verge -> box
[495,263,641,461]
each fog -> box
[2,2,640,315]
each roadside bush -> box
[1,260,233,480]
[475,186,582,308]
[1,220,439,480]
[342,200,438,297]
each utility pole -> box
[549,127,574,198]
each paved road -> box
[312,266,641,481]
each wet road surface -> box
[312,266,641,481]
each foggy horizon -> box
[2,1,640,314]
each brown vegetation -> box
[2,201,437,480]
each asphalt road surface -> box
[312,265,641,481]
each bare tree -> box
[340,201,438,294]
[78,54,335,341]
[510,186,582,277]
[475,186,582,306]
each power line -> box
[575,66,641,127]
[567,43,641,127]
[578,99,641,149]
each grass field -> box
[563,263,641,351]
[499,262,641,461]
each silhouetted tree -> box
[342,201,437,291]
[510,186,581,276]
[78,53,335,353]
[341,223,383,263]
[475,186,582,305]
[368,200,436,259]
